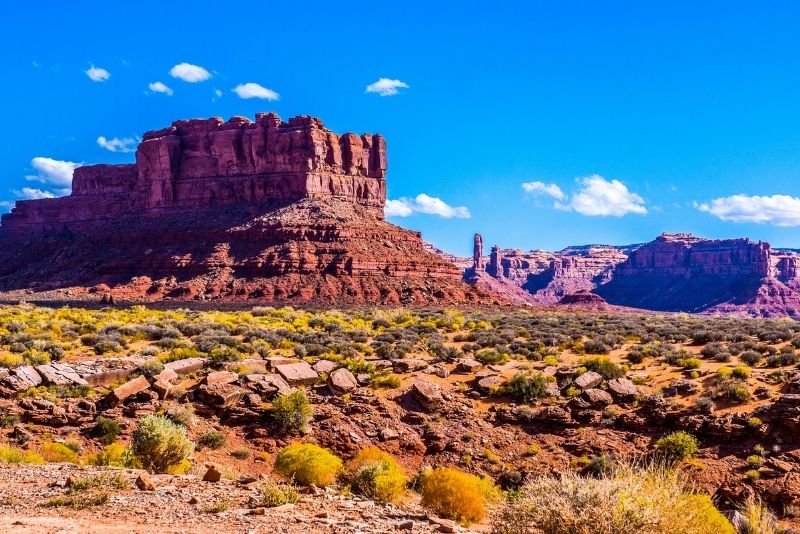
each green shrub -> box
[580,356,624,379]
[347,447,406,503]
[420,467,500,526]
[131,415,194,473]
[138,359,164,378]
[504,371,548,403]
[272,389,312,433]
[274,443,342,486]
[197,430,226,450]
[94,416,121,445]
[41,442,79,464]
[655,431,698,462]
[257,482,300,507]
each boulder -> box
[198,383,246,408]
[151,379,172,400]
[574,371,602,389]
[0,366,43,394]
[245,373,291,398]
[275,362,318,386]
[607,378,639,400]
[135,473,156,491]
[164,358,206,375]
[202,464,222,482]
[107,375,150,406]
[35,364,89,387]
[205,371,239,385]
[393,359,428,373]
[153,368,178,383]
[476,375,503,393]
[582,388,613,407]
[458,359,483,373]
[328,368,358,394]
[313,360,339,374]
[411,380,442,411]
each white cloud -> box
[696,194,800,226]
[85,65,110,82]
[521,181,565,200]
[25,157,80,187]
[148,81,173,95]
[385,194,470,218]
[521,175,646,216]
[13,187,55,200]
[169,62,211,83]
[365,78,409,96]
[233,83,280,100]
[0,200,13,212]
[556,175,647,216]
[96,136,137,153]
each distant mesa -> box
[0,113,489,305]
[455,231,800,317]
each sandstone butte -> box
[0,113,490,305]
[459,231,800,317]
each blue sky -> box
[3,1,800,255]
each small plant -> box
[0,445,44,464]
[739,351,763,367]
[346,447,407,503]
[746,454,763,468]
[731,365,751,379]
[138,359,165,378]
[371,373,401,389]
[272,389,312,433]
[504,371,548,403]
[274,443,342,486]
[655,431,698,462]
[738,496,779,534]
[258,482,300,507]
[230,448,250,460]
[420,467,500,526]
[746,469,761,482]
[202,499,230,513]
[580,356,625,379]
[41,442,79,464]
[165,404,195,427]
[197,430,227,450]
[524,443,542,457]
[94,416,122,445]
[131,415,194,473]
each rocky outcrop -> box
[454,231,800,317]
[596,233,800,315]
[2,114,386,235]
[0,113,488,306]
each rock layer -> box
[0,113,486,305]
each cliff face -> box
[595,233,800,315]
[0,113,487,305]
[2,114,386,235]
[453,232,800,316]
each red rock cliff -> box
[1,113,387,235]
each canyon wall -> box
[1,113,386,235]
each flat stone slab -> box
[198,383,246,408]
[35,364,89,387]
[575,371,602,389]
[108,375,150,405]
[392,359,428,373]
[205,371,239,385]
[458,359,483,374]
[164,357,206,375]
[328,368,358,394]
[476,375,503,393]
[313,360,339,374]
[275,362,318,386]
[582,388,613,406]
[608,378,639,399]
[1,366,43,394]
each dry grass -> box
[420,467,500,526]
[491,462,735,534]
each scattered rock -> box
[107,375,150,406]
[574,371,602,389]
[411,380,442,412]
[582,388,613,406]
[135,473,156,491]
[202,464,222,482]
[275,362,318,386]
[328,368,358,395]
[198,383,246,408]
